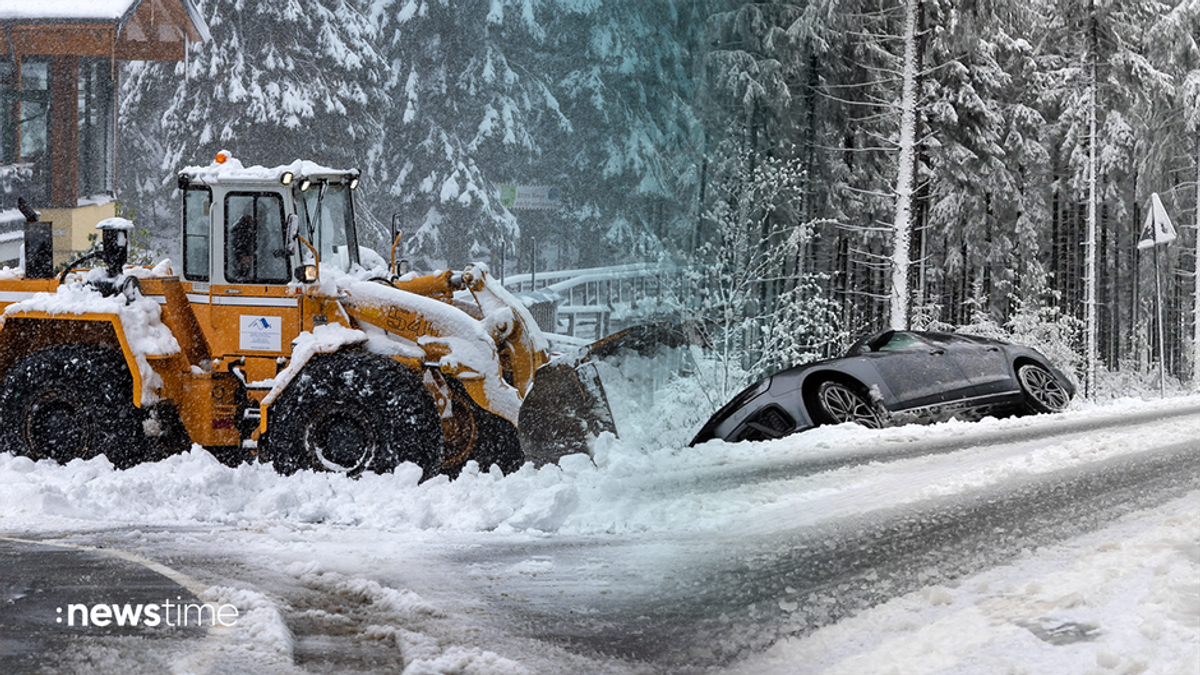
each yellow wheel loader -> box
[0,154,614,478]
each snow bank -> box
[4,362,1197,539]
[1,358,1198,674]
[726,492,1200,675]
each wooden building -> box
[0,0,208,265]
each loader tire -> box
[0,343,146,468]
[470,409,523,476]
[260,349,443,479]
[439,381,524,478]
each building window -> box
[18,59,49,161]
[0,56,51,205]
[1,57,15,165]
[78,58,115,198]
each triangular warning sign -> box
[1137,193,1177,249]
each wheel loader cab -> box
[176,159,364,387]
[182,183,291,286]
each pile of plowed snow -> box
[2,346,1194,539]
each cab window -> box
[224,192,288,283]
[183,187,211,281]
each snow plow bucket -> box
[518,360,616,466]
[517,323,706,465]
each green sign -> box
[499,185,517,208]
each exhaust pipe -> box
[98,219,130,278]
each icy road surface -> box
[1,388,1199,674]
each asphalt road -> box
[0,539,205,674]
[460,434,1200,671]
[1,405,1198,674]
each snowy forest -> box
[116,0,1200,396]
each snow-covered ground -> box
[731,492,1199,675]
[1,349,1198,674]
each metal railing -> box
[504,263,681,340]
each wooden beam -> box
[10,26,117,57]
[50,55,79,208]
[114,40,185,61]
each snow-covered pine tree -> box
[919,3,1051,330]
[698,1,804,265]
[687,2,844,400]
[369,0,704,271]
[368,0,540,269]
[889,0,921,330]
[119,0,388,256]
[785,0,929,332]
[540,0,707,268]
[1143,0,1200,385]
[771,0,903,336]
[1039,0,1175,396]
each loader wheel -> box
[260,349,443,479]
[470,408,523,475]
[0,343,146,468]
[439,381,523,477]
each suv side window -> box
[877,331,923,352]
[183,187,211,281]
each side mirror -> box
[389,213,404,276]
[285,214,299,255]
[293,235,320,283]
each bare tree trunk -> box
[1083,12,1099,398]
[1193,137,1200,388]
[890,0,920,330]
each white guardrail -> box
[503,263,681,340]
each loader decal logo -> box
[240,315,282,351]
[384,309,433,336]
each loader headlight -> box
[280,171,294,186]
[295,264,318,283]
[349,176,359,190]
[299,178,311,192]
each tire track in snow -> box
[484,437,1200,672]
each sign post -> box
[1137,192,1177,397]
[499,185,561,211]
[499,184,560,282]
